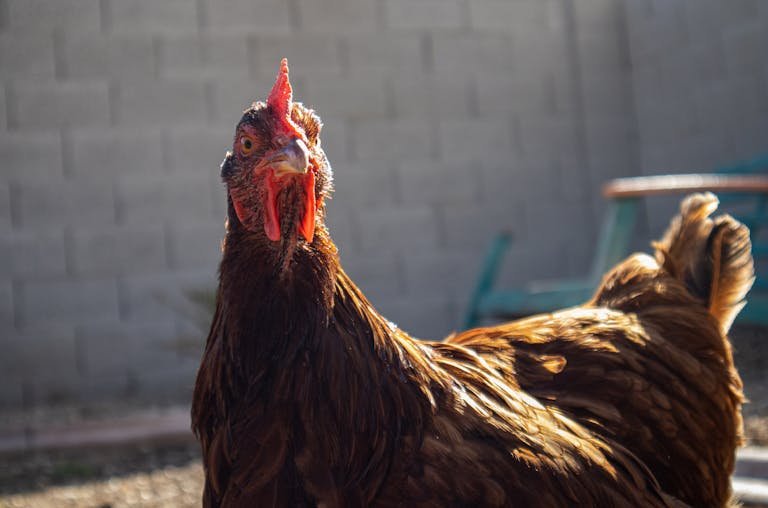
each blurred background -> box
[1,0,768,504]
[1,0,765,410]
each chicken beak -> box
[261,137,316,243]
[266,138,310,177]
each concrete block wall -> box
[624,0,768,233]
[0,0,637,407]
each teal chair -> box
[464,155,768,329]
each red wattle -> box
[264,171,281,241]
[299,171,316,243]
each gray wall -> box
[2,0,758,408]
[625,0,768,232]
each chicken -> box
[453,193,752,506]
[192,59,753,507]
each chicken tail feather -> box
[652,192,755,333]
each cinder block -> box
[432,34,515,74]
[6,0,101,32]
[375,295,455,339]
[303,73,387,119]
[583,117,635,176]
[168,220,224,270]
[0,131,63,180]
[525,200,594,248]
[353,119,434,161]
[487,235,567,288]
[402,250,479,299]
[480,156,560,205]
[342,252,403,304]
[166,125,232,176]
[573,0,621,35]
[0,378,23,408]
[385,0,464,30]
[210,76,277,123]
[257,34,341,74]
[345,35,423,74]
[1,327,78,391]
[18,177,116,228]
[117,172,214,225]
[14,81,110,129]
[512,27,569,77]
[0,33,55,79]
[174,319,208,358]
[440,203,524,250]
[577,32,628,74]
[391,73,471,118]
[211,183,228,221]
[71,127,164,177]
[682,1,755,45]
[203,0,292,33]
[557,155,593,204]
[469,0,563,33]
[71,224,167,275]
[0,183,10,231]
[324,206,356,252]
[331,160,398,209]
[133,361,197,401]
[0,87,6,130]
[398,159,480,206]
[475,73,555,116]
[110,0,198,33]
[297,0,378,34]
[551,72,577,115]
[357,206,439,253]
[0,231,67,279]
[161,33,250,80]
[580,73,632,117]
[62,34,155,80]
[622,0,653,33]
[722,22,768,77]
[516,115,578,159]
[114,81,207,126]
[314,114,349,163]
[683,41,727,84]
[438,118,514,163]
[588,153,640,187]
[77,320,181,378]
[120,270,216,322]
[625,5,687,62]
[74,372,131,402]
[0,281,13,326]
[20,278,119,326]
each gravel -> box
[0,444,203,508]
[1,417,767,507]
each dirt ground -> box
[0,444,202,507]
[1,432,768,507]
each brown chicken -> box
[192,60,754,507]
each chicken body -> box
[455,193,750,506]
[192,61,752,507]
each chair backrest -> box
[593,154,768,292]
[587,198,640,284]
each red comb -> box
[267,58,293,120]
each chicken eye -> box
[239,136,255,155]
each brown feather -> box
[193,83,749,508]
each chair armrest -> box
[603,174,768,199]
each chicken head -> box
[221,59,331,249]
